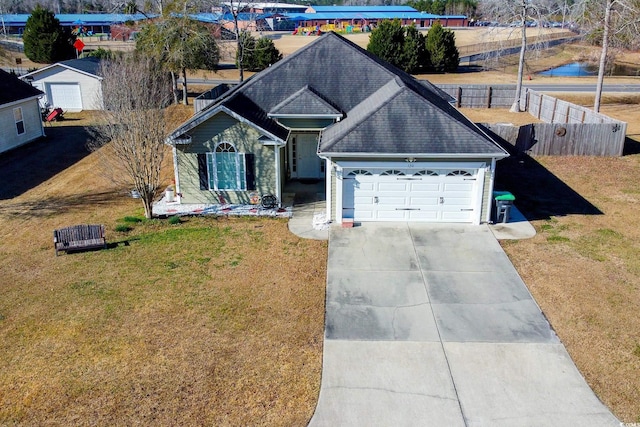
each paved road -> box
[308,223,619,427]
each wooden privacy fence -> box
[475,89,626,156]
[482,122,626,156]
[436,84,517,108]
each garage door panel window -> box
[414,170,439,176]
[13,108,25,135]
[447,170,473,176]
[347,169,372,176]
[381,170,405,176]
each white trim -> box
[20,62,103,81]
[268,113,343,119]
[325,158,332,220]
[275,144,282,206]
[0,94,42,110]
[173,145,181,203]
[474,166,486,225]
[336,161,486,170]
[486,158,497,223]
[13,106,25,136]
[325,152,508,159]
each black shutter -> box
[198,153,209,190]
[244,153,256,191]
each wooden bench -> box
[54,224,107,256]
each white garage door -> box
[47,83,82,110]
[343,166,479,222]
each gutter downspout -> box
[172,145,181,203]
[486,157,497,223]
[275,143,283,207]
[318,154,331,221]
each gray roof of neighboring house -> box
[21,57,103,80]
[169,32,507,158]
[0,69,43,106]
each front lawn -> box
[0,122,327,424]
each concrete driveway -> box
[308,223,619,427]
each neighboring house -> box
[166,32,508,225]
[0,69,45,155]
[20,57,103,112]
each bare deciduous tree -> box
[89,55,172,219]
[478,0,554,112]
[573,0,640,111]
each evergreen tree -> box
[254,37,282,70]
[236,31,258,71]
[23,5,75,63]
[237,33,282,72]
[425,21,459,72]
[403,25,430,73]
[366,19,405,69]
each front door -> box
[291,133,323,179]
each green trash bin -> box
[494,191,515,223]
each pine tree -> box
[366,19,405,69]
[254,37,282,70]
[403,25,430,73]
[425,21,459,72]
[23,5,75,63]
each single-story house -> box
[166,32,508,225]
[20,57,103,111]
[0,69,45,154]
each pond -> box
[538,62,640,77]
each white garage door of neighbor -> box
[343,167,479,222]
[48,83,82,110]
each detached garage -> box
[20,57,103,111]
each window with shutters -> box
[198,142,255,191]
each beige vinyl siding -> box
[0,99,44,154]
[176,112,277,204]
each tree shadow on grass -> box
[0,125,92,200]
[479,125,604,221]
[0,190,123,219]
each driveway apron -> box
[308,223,619,427]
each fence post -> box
[486,86,492,109]
[456,87,462,108]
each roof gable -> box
[22,57,103,80]
[0,69,43,106]
[269,85,342,117]
[320,82,505,156]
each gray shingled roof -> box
[58,57,102,77]
[169,32,507,158]
[22,57,103,80]
[0,69,43,106]
[269,85,342,117]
